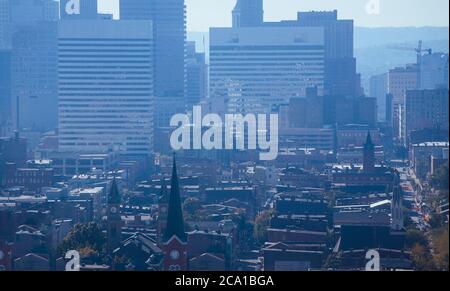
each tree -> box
[432,227,449,271]
[405,229,428,249]
[58,222,106,257]
[183,198,202,217]
[253,210,274,245]
[430,162,449,191]
[411,243,435,271]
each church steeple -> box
[107,177,122,254]
[164,155,186,242]
[363,131,375,172]
[161,154,188,271]
[108,177,121,205]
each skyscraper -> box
[405,89,449,145]
[57,20,154,156]
[370,73,388,122]
[420,52,449,90]
[0,50,11,127]
[185,41,207,108]
[210,26,324,114]
[232,0,264,28]
[0,0,11,49]
[9,0,59,132]
[388,64,419,142]
[296,10,357,97]
[120,0,186,99]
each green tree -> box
[405,229,428,249]
[432,227,449,271]
[183,198,202,217]
[253,210,274,245]
[57,222,106,257]
[411,243,436,271]
[430,162,449,191]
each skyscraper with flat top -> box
[120,0,186,99]
[58,20,154,156]
[232,0,264,28]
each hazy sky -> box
[96,0,449,31]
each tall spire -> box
[108,176,121,205]
[363,131,375,172]
[164,154,186,242]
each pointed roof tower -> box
[164,154,186,242]
[364,131,374,150]
[108,177,121,205]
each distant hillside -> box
[354,27,449,49]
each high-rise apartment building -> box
[232,0,264,28]
[210,26,324,114]
[57,20,154,156]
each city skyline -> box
[95,0,449,30]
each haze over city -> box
[94,0,449,30]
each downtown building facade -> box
[209,26,325,114]
[57,20,154,156]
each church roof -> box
[164,156,187,242]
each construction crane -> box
[388,40,432,65]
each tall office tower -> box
[185,41,207,108]
[296,10,357,97]
[420,52,449,90]
[60,0,98,20]
[232,0,263,28]
[405,89,449,145]
[9,0,59,132]
[388,64,419,143]
[58,20,154,156]
[370,73,388,122]
[0,0,11,49]
[210,26,324,114]
[0,50,11,127]
[120,0,186,99]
